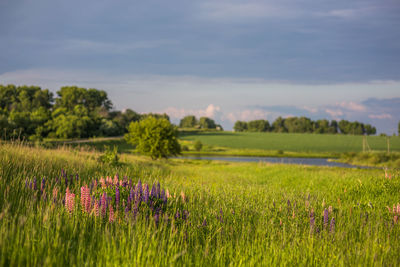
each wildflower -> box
[181,191,186,202]
[116,186,120,207]
[113,175,119,186]
[65,188,75,213]
[150,184,156,198]
[33,177,37,190]
[109,205,115,222]
[330,218,335,233]
[100,177,106,188]
[94,200,100,217]
[166,189,171,198]
[101,193,107,217]
[143,184,149,203]
[310,209,315,230]
[202,218,207,227]
[80,185,91,213]
[156,182,160,198]
[323,209,329,229]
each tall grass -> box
[1,143,400,266]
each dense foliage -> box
[0,84,169,140]
[234,116,376,135]
[125,116,181,159]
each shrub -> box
[194,140,203,151]
[125,116,181,159]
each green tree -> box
[199,117,216,129]
[272,117,287,133]
[125,116,181,159]
[179,115,197,128]
[247,120,270,132]
[233,121,248,132]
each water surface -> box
[178,155,370,169]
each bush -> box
[125,116,181,159]
[194,140,203,151]
[98,146,120,166]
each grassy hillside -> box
[1,142,400,265]
[180,131,400,153]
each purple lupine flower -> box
[175,210,180,220]
[323,209,329,228]
[136,180,142,195]
[128,179,132,189]
[61,168,66,178]
[41,177,45,193]
[156,182,160,198]
[330,218,335,233]
[65,175,68,187]
[287,199,291,207]
[90,181,94,192]
[75,174,79,181]
[143,184,149,203]
[33,177,37,190]
[25,179,28,188]
[202,218,207,227]
[219,208,224,223]
[29,181,33,190]
[162,191,167,205]
[150,184,156,198]
[115,186,120,207]
[129,189,134,203]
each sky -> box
[1,0,399,133]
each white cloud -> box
[325,109,343,118]
[368,113,392,119]
[162,104,222,120]
[336,101,366,112]
[225,109,270,122]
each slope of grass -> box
[1,143,400,265]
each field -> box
[1,142,400,266]
[179,131,400,154]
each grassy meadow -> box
[1,142,400,266]
[179,131,400,154]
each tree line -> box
[0,84,169,140]
[234,117,377,135]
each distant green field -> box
[179,131,400,153]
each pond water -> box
[178,155,370,169]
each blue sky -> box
[1,0,399,133]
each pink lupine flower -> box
[80,185,91,213]
[101,193,107,217]
[65,188,75,213]
[113,175,119,186]
[94,201,100,217]
[100,177,106,188]
[109,205,115,222]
